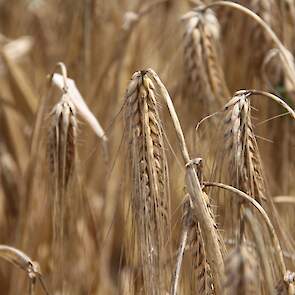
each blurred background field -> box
[0,1,294,294]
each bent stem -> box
[203,181,286,278]
[236,89,295,119]
[199,1,295,90]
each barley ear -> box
[125,70,171,294]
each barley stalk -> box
[171,198,189,295]
[182,5,229,110]
[223,90,295,252]
[199,1,295,98]
[0,245,40,277]
[148,68,225,295]
[47,90,77,293]
[224,92,265,203]
[235,90,295,120]
[171,195,215,295]
[0,245,49,295]
[125,71,171,294]
[203,181,287,279]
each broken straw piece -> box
[51,73,107,142]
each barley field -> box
[0,0,294,294]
